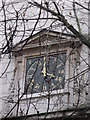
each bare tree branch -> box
[29,1,90,49]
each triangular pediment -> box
[13,29,80,55]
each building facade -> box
[0,29,90,119]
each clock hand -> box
[42,57,55,78]
[43,57,46,77]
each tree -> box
[0,0,90,119]
[0,0,90,55]
[29,1,90,48]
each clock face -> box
[25,53,66,94]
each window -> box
[25,52,66,94]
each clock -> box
[25,53,66,94]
